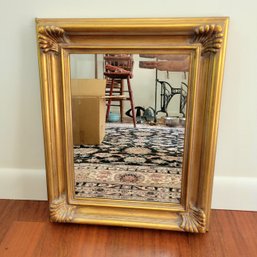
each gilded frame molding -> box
[36,17,229,232]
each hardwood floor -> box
[0,200,256,257]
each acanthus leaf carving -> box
[50,196,75,223]
[180,205,206,233]
[38,25,69,54]
[193,24,224,55]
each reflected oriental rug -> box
[74,124,185,203]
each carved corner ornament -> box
[38,25,70,54]
[193,24,224,55]
[49,196,76,223]
[180,205,206,233]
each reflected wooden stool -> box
[104,55,136,127]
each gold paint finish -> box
[36,17,229,232]
[49,195,76,222]
[193,24,224,55]
[38,26,69,53]
[180,205,206,233]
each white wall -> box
[0,0,256,210]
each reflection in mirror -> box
[70,54,189,204]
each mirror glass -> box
[70,53,189,204]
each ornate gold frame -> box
[36,17,229,233]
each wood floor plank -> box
[15,200,49,222]
[0,200,256,257]
[0,200,21,244]
[0,200,48,244]
[0,221,45,257]
[34,223,89,257]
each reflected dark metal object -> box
[125,106,145,123]
[126,106,155,124]
[138,55,189,121]
[180,82,188,117]
[155,79,183,117]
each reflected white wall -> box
[70,54,188,117]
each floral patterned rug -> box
[74,124,185,203]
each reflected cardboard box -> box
[71,79,107,145]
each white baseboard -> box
[0,169,256,211]
[0,168,48,200]
[212,176,257,211]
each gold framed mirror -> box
[36,17,228,233]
